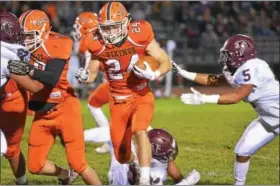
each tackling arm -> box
[172,62,228,86]
[181,84,254,105]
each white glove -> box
[172,61,197,81]
[133,62,161,81]
[75,68,90,83]
[180,87,220,105]
[176,169,200,185]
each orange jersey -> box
[86,20,154,96]
[29,32,75,103]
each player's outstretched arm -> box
[181,85,254,105]
[172,61,228,86]
[146,39,172,79]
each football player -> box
[83,126,200,185]
[72,11,110,154]
[7,10,101,185]
[173,34,279,185]
[0,12,29,185]
[75,2,172,184]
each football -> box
[134,55,160,71]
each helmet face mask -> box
[99,17,129,45]
[98,2,130,45]
[22,24,46,52]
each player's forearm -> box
[10,74,44,93]
[157,57,172,77]
[87,59,100,83]
[179,70,221,86]
[201,85,253,105]
[167,161,183,183]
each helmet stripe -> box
[107,2,112,20]
[21,10,32,29]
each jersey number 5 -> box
[105,54,139,80]
[242,69,251,82]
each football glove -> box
[8,60,34,76]
[181,87,220,105]
[133,62,160,81]
[75,68,90,83]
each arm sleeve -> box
[32,58,66,87]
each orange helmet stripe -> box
[106,2,113,20]
[21,10,32,28]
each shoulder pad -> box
[128,20,154,46]
[45,32,73,60]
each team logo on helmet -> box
[32,17,49,27]
[234,40,248,56]
[1,21,14,37]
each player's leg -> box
[131,91,155,185]
[109,97,134,164]
[59,97,101,185]
[0,90,28,184]
[234,118,279,185]
[86,82,110,153]
[28,113,72,183]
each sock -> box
[57,169,70,180]
[88,105,109,127]
[84,126,111,142]
[140,167,150,185]
[234,160,250,185]
[15,175,27,184]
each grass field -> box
[1,99,279,185]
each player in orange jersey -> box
[7,10,101,185]
[72,12,110,154]
[75,2,172,184]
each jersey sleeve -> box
[233,61,260,87]
[129,20,155,46]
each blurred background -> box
[1,1,279,98]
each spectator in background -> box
[130,2,146,20]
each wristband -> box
[201,94,220,104]
[179,70,197,81]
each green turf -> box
[1,99,279,184]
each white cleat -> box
[95,142,110,154]
[176,169,200,185]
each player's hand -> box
[133,62,160,81]
[172,61,182,73]
[180,87,204,105]
[8,60,34,76]
[75,68,90,83]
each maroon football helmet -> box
[0,12,22,43]
[219,34,257,73]
[148,129,178,163]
